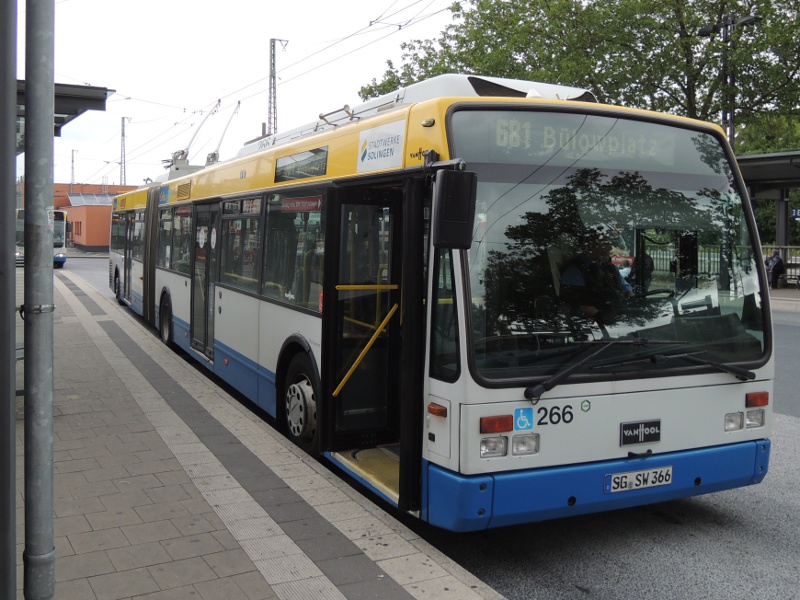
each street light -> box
[699,14,762,151]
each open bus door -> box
[191,203,220,359]
[321,185,413,508]
[123,212,135,303]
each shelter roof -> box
[738,151,800,193]
[67,193,114,206]
[16,81,115,155]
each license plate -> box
[604,466,673,493]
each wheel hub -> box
[286,377,316,439]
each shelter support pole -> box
[0,0,18,596]
[776,189,790,249]
[23,0,57,598]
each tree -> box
[359,0,800,135]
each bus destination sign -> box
[492,117,677,166]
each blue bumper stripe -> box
[426,440,770,532]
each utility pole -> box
[70,149,76,193]
[120,117,130,185]
[268,39,288,136]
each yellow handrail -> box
[335,284,398,291]
[332,303,399,398]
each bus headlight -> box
[512,433,539,456]
[724,412,744,431]
[746,409,765,428]
[480,436,507,458]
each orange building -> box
[18,181,137,251]
[59,183,137,251]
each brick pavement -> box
[14,268,503,600]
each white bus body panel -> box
[155,269,191,344]
[210,287,323,416]
[453,375,772,476]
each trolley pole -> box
[23,0,57,598]
[1,0,18,597]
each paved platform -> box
[15,268,503,600]
[767,285,800,313]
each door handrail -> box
[335,284,398,291]
[333,302,399,398]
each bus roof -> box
[235,74,597,159]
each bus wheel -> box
[283,353,319,454]
[159,299,173,347]
[114,273,124,305]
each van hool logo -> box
[620,420,661,446]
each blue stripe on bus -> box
[212,339,278,418]
[172,316,192,353]
[425,440,770,532]
[161,311,278,417]
[129,290,144,317]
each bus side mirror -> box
[432,169,477,249]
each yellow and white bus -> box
[110,74,772,531]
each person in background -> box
[618,259,631,279]
[561,233,633,325]
[765,249,785,289]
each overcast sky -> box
[16,0,455,188]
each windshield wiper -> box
[591,350,756,381]
[673,352,756,380]
[523,338,725,402]
[524,340,629,402]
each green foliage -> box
[359,0,800,130]
[359,0,800,247]
[737,114,800,155]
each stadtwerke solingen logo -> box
[357,121,406,174]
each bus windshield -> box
[15,209,66,248]
[451,109,766,382]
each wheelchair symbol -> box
[515,408,534,430]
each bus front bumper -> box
[424,440,770,532]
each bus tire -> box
[114,273,124,305]
[159,297,174,347]
[282,353,319,455]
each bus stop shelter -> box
[738,151,800,247]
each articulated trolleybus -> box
[110,75,771,532]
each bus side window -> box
[262,192,324,309]
[221,215,260,293]
[262,209,297,302]
[173,209,192,274]
[430,248,459,381]
[157,208,173,269]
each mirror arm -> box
[423,150,466,173]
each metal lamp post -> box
[699,14,762,151]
